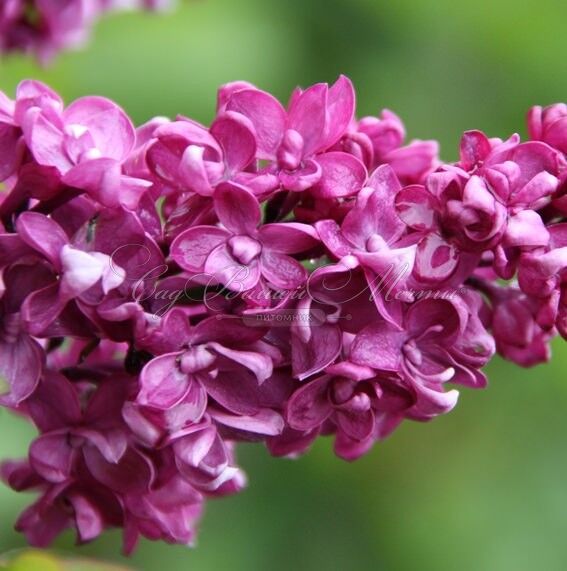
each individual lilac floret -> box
[223,75,368,197]
[171,182,318,293]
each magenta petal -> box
[208,343,273,384]
[15,496,69,548]
[138,353,190,410]
[414,234,459,283]
[84,446,155,495]
[259,222,319,254]
[321,75,355,149]
[29,433,73,483]
[315,219,353,258]
[287,83,327,156]
[68,493,104,543]
[26,111,71,173]
[21,283,66,336]
[176,144,214,196]
[459,130,492,170]
[63,96,136,162]
[279,159,322,191]
[210,111,257,174]
[292,323,342,380]
[311,152,367,198]
[504,210,550,248]
[410,383,459,418]
[226,88,286,159]
[286,376,332,431]
[205,243,261,291]
[62,158,124,207]
[512,171,558,206]
[214,182,261,234]
[337,408,375,441]
[26,371,81,431]
[343,164,404,243]
[201,371,261,415]
[0,123,23,181]
[384,140,439,184]
[260,251,308,289]
[171,225,230,272]
[78,428,128,465]
[0,334,43,407]
[16,212,68,267]
[212,408,285,436]
[394,184,437,231]
[350,322,405,371]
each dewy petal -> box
[350,322,405,371]
[16,212,69,268]
[138,353,190,410]
[311,152,367,198]
[286,375,332,431]
[214,182,261,235]
[226,88,286,159]
[210,111,257,174]
[171,225,231,273]
[63,96,136,162]
[260,251,308,290]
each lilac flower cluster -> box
[0,76,566,553]
[0,0,173,63]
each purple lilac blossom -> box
[0,77,565,553]
[0,0,175,63]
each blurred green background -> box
[2,0,567,569]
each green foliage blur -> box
[1,1,567,569]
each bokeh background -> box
[2,0,567,569]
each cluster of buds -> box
[0,76,565,553]
[0,0,173,62]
